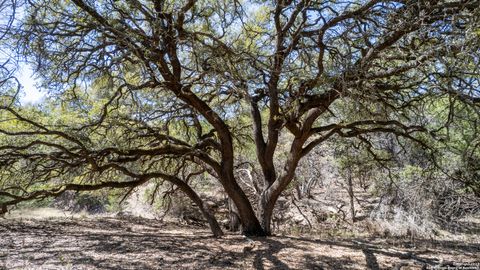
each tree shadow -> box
[1,218,479,269]
[285,235,480,269]
[362,248,380,270]
[440,220,480,236]
[0,218,238,269]
[304,254,357,270]
[250,238,292,270]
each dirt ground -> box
[0,212,479,270]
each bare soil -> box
[1,215,479,270]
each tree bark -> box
[218,149,266,236]
[198,202,224,237]
[228,198,241,231]
[232,190,267,236]
[347,170,356,223]
[258,192,276,236]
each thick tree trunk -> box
[219,165,267,236]
[173,84,266,236]
[258,194,275,236]
[235,194,267,236]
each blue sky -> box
[17,63,44,104]
[1,2,44,105]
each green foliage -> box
[17,197,54,209]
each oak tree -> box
[1,0,479,236]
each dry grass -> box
[3,208,81,220]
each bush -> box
[54,191,107,214]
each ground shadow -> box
[1,218,479,269]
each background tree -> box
[0,0,479,236]
[0,0,19,103]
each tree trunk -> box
[228,198,241,231]
[198,202,224,237]
[220,167,267,236]
[347,170,356,223]
[259,205,274,236]
[236,197,267,236]
[258,191,277,236]
[173,82,266,236]
[255,138,304,236]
